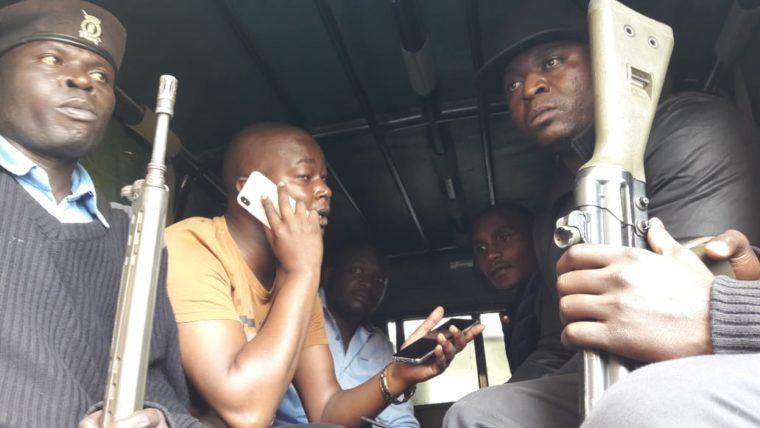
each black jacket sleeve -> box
[508,284,575,382]
[645,93,760,243]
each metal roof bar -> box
[312,101,508,140]
[213,0,367,223]
[315,0,430,249]
[326,160,368,224]
[466,0,497,206]
[386,244,461,259]
[199,102,508,155]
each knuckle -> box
[606,294,625,313]
[726,229,743,240]
[621,247,639,262]
[556,274,570,296]
[565,245,581,262]
[612,266,635,288]
[727,230,749,250]
[562,324,579,345]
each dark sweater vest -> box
[0,171,196,427]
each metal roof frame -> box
[465,0,497,206]
[315,0,431,249]
[212,0,368,225]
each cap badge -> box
[79,10,103,46]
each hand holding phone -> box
[238,172,323,275]
[382,307,485,393]
[393,318,479,364]
[237,171,296,229]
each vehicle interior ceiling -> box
[69,0,760,325]
[12,0,754,402]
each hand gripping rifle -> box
[553,0,673,419]
[101,75,178,426]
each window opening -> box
[480,312,511,385]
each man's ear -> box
[235,177,247,194]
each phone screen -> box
[393,318,477,363]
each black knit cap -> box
[0,0,126,70]
[475,0,588,92]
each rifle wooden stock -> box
[586,0,673,180]
[554,0,673,419]
[101,75,178,426]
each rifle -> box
[101,75,178,426]
[553,0,673,419]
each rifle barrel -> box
[101,75,177,426]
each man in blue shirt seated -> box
[276,243,420,427]
[471,204,572,382]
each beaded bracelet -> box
[379,363,416,405]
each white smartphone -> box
[237,171,296,229]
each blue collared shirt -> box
[0,135,108,227]
[274,290,419,427]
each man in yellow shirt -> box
[166,123,484,427]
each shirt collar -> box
[0,134,36,176]
[319,288,374,341]
[70,164,110,228]
[543,124,595,207]
[568,124,595,163]
[0,134,110,228]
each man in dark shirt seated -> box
[445,0,760,426]
[471,204,570,381]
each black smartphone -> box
[392,318,478,364]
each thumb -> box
[646,218,681,256]
[77,411,101,428]
[402,306,444,349]
[705,230,760,281]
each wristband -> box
[379,363,416,405]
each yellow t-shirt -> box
[165,215,327,347]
